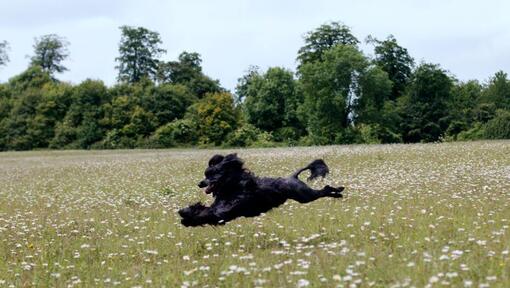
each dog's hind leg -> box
[286,184,344,203]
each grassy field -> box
[0,141,509,287]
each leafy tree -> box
[481,71,510,110]
[186,92,238,145]
[399,63,453,142]
[446,80,482,138]
[241,67,303,137]
[354,66,401,143]
[51,80,109,148]
[235,65,260,105]
[141,83,196,126]
[116,26,166,83]
[30,34,70,76]
[297,21,359,68]
[0,40,9,67]
[157,51,222,97]
[367,35,414,100]
[299,45,370,144]
[355,65,393,123]
[0,66,57,150]
[150,118,198,147]
[225,124,262,147]
[7,66,52,93]
[483,109,510,139]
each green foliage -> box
[300,45,371,144]
[1,22,510,150]
[355,65,393,123]
[150,118,198,148]
[51,80,109,149]
[224,123,261,147]
[399,63,453,142]
[116,26,166,83]
[240,67,303,134]
[368,35,414,99]
[297,21,359,68]
[446,80,482,139]
[8,65,53,92]
[456,123,486,141]
[157,52,222,97]
[483,109,510,139]
[0,40,9,67]
[481,71,510,110]
[141,83,196,126]
[0,67,70,150]
[358,123,401,144]
[186,92,238,145]
[30,34,69,76]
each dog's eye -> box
[205,169,215,177]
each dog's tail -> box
[292,159,330,181]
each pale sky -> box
[1,0,509,91]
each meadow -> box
[0,141,509,287]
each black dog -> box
[178,154,344,227]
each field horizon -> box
[1,141,509,287]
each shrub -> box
[457,123,486,141]
[251,131,276,148]
[225,124,260,147]
[483,109,510,139]
[150,119,197,147]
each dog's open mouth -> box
[204,183,217,194]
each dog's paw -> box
[328,186,344,198]
[181,217,202,227]
[329,191,343,198]
[178,207,192,218]
[178,202,205,218]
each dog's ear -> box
[221,153,243,170]
[208,154,224,167]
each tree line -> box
[0,22,509,151]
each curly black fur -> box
[178,154,344,227]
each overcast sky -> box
[1,0,509,91]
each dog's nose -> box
[198,180,208,188]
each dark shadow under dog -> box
[178,153,344,227]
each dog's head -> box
[198,153,245,196]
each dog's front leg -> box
[179,202,224,227]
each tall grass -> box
[0,141,509,287]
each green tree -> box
[399,63,453,142]
[235,65,259,105]
[51,80,109,148]
[446,80,482,138]
[0,40,9,67]
[157,51,222,97]
[186,92,238,145]
[141,83,196,126]
[299,45,370,144]
[240,67,303,138]
[116,26,166,83]
[297,21,359,68]
[8,65,52,92]
[355,65,393,123]
[481,71,510,110]
[354,65,401,143]
[0,66,55,150]
[30,34,70,76]
[367,35,414,100]
[483,109,510,139]
[150,118,198,148]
